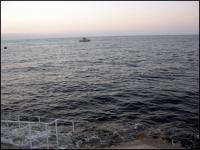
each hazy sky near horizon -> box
[1,1,199,37]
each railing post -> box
[9,112,11,120]
[55,119,59,146]
[38,116,40,122]
[45,124,49,149]
[18,115,21,128]
[28,122,32,149]
[72,121,75,133]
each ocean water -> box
[1,35,199,148]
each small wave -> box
[91,95,120,104]
[119,102,148,112]
[150,98,182,105]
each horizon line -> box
[1,33,199,41]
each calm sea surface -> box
[1,35,199,148]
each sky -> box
[1,1,199,39]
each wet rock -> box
[152,135,159,139]
[161,136,171,143]
[110,133,123,143]
[135,133,146,139]
[87,135,100,145]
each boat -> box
[79,37,90,42]
[4,46,7,49]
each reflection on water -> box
[1,35,199,148]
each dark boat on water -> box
[79,37,90,42]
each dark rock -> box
[153,135,159,139]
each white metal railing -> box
[1,111,89,149]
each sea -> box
[1,35,199,148]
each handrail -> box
[1,120,48,125]
[2,111,88,124]
[1,112,89,149]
